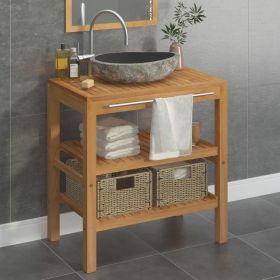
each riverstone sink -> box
[91,52,178,84]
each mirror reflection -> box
[73,0,152,25]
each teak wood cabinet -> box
[47,68,228,273]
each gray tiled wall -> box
[248,0,280,177]
[0,0,279,224]
[0,1,11,224]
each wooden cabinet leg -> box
[215,84,228,244]
[48,90,61,241]
[83,101,97,273]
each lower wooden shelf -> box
[60,192,218,232]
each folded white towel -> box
[173,167,190,180]
[79,117,139,142]
[97,143,139,156]
[97,145,141,160]
[150,95,193,160]
[97,137,139,152]
[80,132,139,144]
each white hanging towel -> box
[150,95,193,161]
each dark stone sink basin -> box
[91,52,178,83]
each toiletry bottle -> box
[69,47,80,78]
[55,44,70,78]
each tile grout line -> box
[76,251,161,274]
[262,274,280,280]
[41,237,160,273]
[196,212,237,238]
[74,272,85,280]
[125,218,280,279]
[126,225,217,254]
[123,228,198,280]
[161,240,214,255]
[73,271,84,280]
[8,104,74,120]
[40,240,77,273]
[159,253,198,280]
[195,212,215,225]
[9,105,78,119]
[246,0,249,179]
[195,212,214,224]
[10,111,48,118]
[98,251,160,270]
[197,199,280,238]
[258,197,280,210]
[237,224,280,238]
[9,0,12,223]
[195,212,213,223]
[237,237,280,266]
[40,272,78,280]
[96,252,160,270]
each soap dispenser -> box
[55,44,70,78]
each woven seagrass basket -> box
[150,159,208,207]
[65,159,152,218]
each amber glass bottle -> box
[55,44,70,78]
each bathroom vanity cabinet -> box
[47,67,228,273]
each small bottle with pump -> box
[69,47,80,78]
[55,44,70,78]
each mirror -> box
[65,0,158,33]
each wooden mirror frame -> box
[65,0,158,33]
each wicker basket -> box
[150,159,208,207]
[65,159,152,218]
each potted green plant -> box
[162,1,206,69]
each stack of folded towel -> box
[79,117,140,160]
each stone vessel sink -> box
[91,52,177,83]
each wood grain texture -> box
[60,132,218,175]
[60,193,218,231]
[54,159,83,184]
[60,193,83,216]
[49,68,224,103]
[215,82,229,243]
[97,193,218,231]
[47,86,61,241]
[48,67,228,273]
[82,100,97,273]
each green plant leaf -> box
[162,1,206,43]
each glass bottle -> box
[55,44,70,78]
[69,47,80,78]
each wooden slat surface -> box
[60,192,217,231]
[49,68,225,102]
[60,131,218,175]
[97,193,218,231]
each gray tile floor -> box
[1,194,280,280]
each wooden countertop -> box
[48,67,226,103]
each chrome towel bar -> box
[108,92,215,108]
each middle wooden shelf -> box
[59,130,218,176]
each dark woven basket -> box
[150,159,208,207]
[65,159,152,218]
